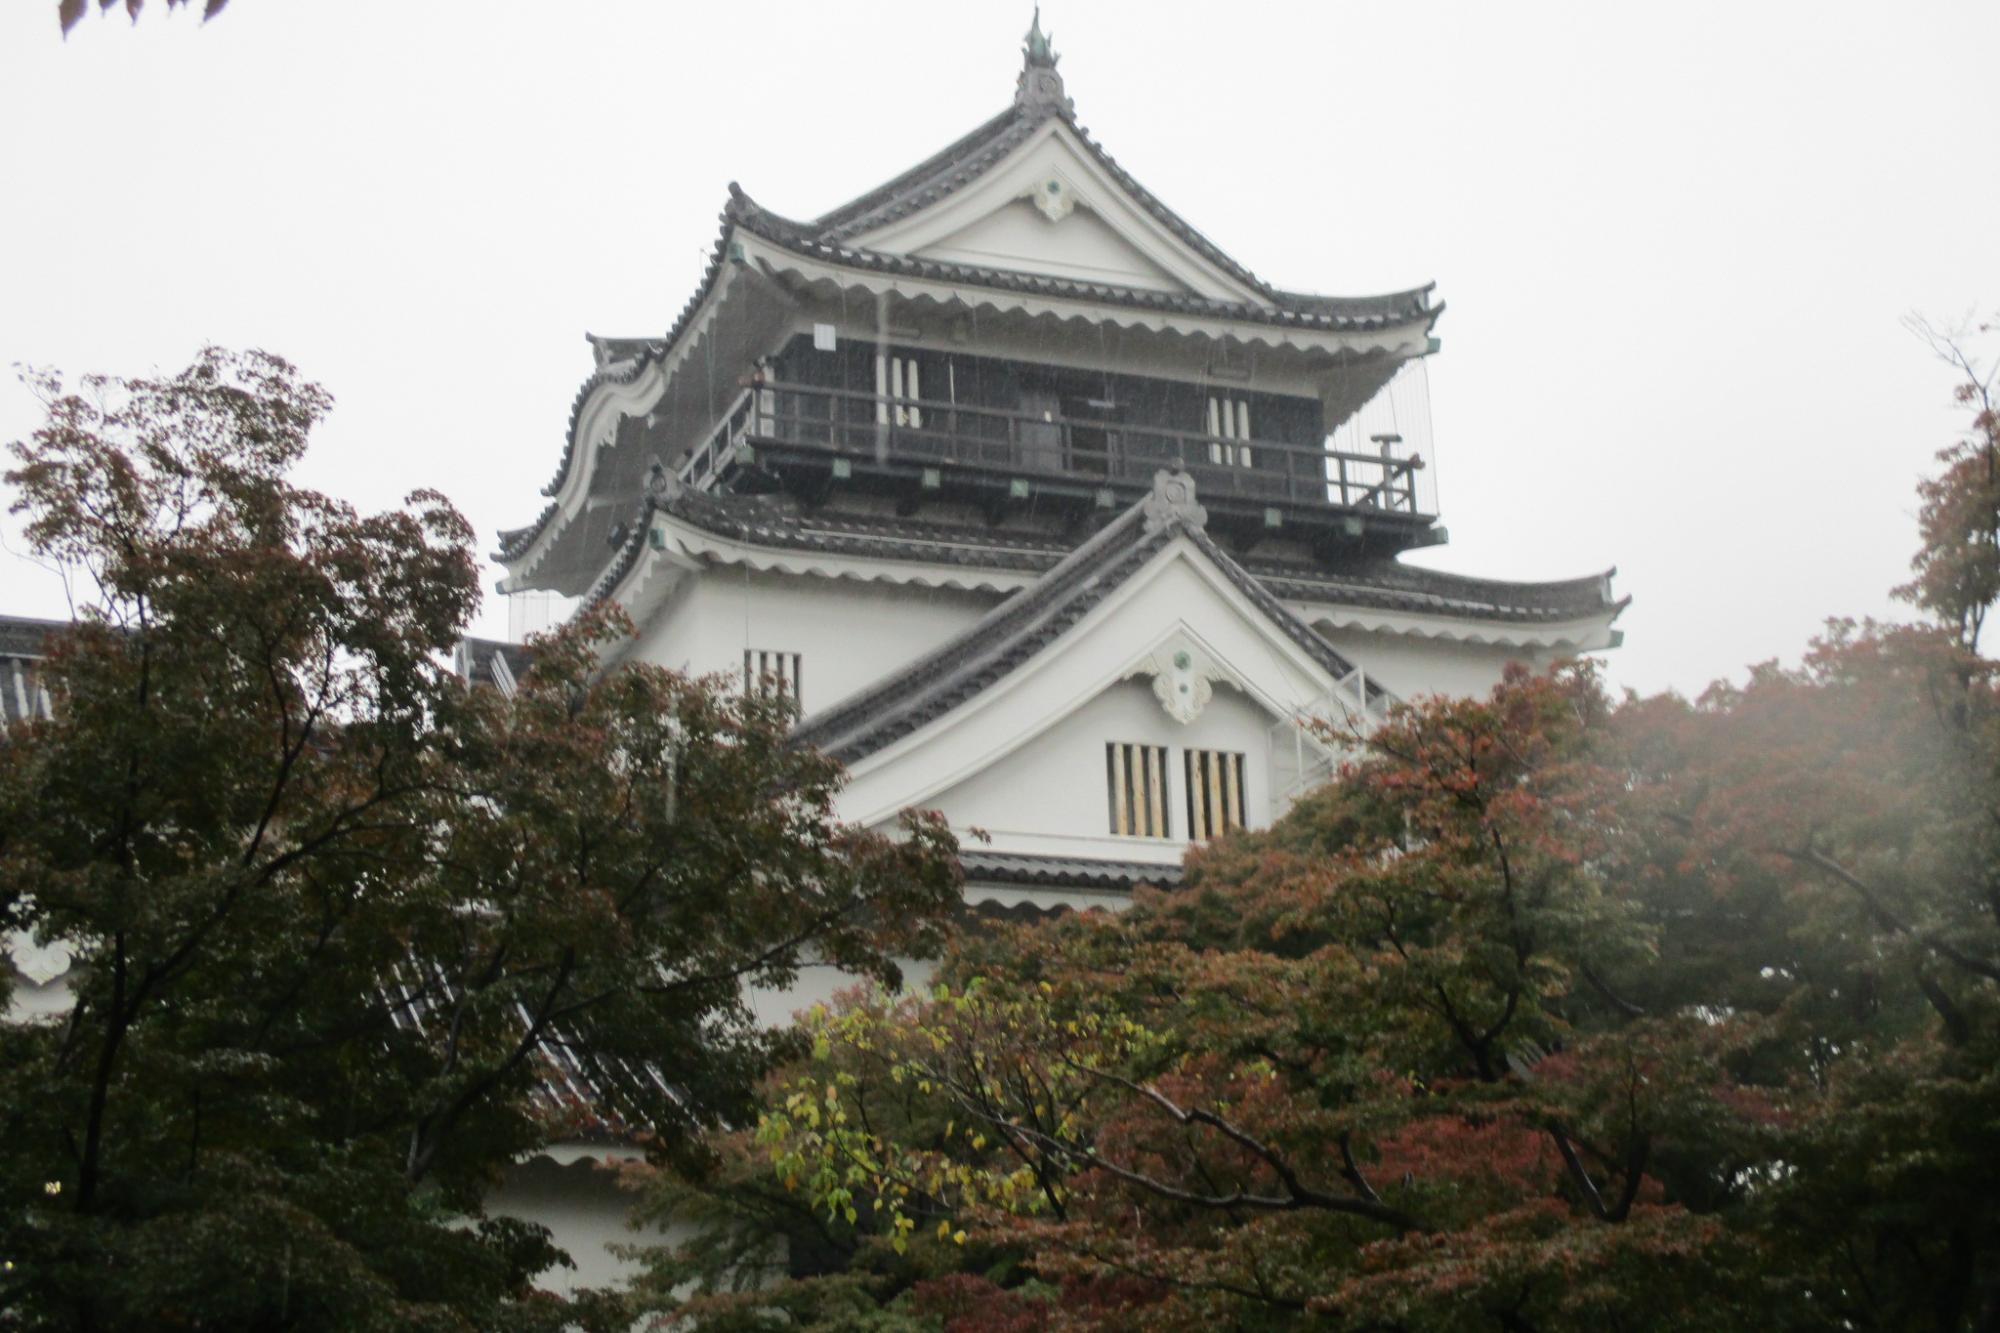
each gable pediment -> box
[916,196,1191,294]
[830,532,1364,828]
[849,121,1261,303]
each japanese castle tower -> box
[483,18,1626,917]
[0,19,1633,1299]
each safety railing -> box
[678,382,1433,516]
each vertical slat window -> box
[1106,741,1171,838]
[742,649,803,707]
[1206,396,1252,467]
[875,353,923,428]
[1184,748,1247,840]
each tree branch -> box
[1549,1125,1610,1222]
[1038,1058,1427,1232]
[1790,847,2000,984]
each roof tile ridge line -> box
[731,221,1416,332]
[494,500,559,560]
[960,849,1174,868]
[707,532,1055,577]
[1052,107,1274,301]
[818,114,1044,244]
[579,487,681,614]
[589,492,1061,610]
[1057,110,1441,318]
[1320,560,1616,600]
[791,510,1157,750]
[1177,524,1383,701]
[538,352,652,501]
[1281,562,1623,603]
[1255,581,1564,624]
[694,513,1027,573]
[788,518,1070,554]
[792,100,1437,322]
[794,509,1071,544]
[724,184,821,242]
[666,486,1060,561]
[1268,280,1439,317]
[824,532,1169,765]
[790,504,1154,749]
[0,614,75,634]
[811,101,1037,236]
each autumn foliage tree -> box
[0,349,960,1331]
[640,328,2000,1331]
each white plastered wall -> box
[927,675,1283,861]
[4,964,75,1025]
[1313,625,1551,702]
[742,956,938,1030]
[834,539,1339,832]
[917,197,1188,292]
[629,568,998,715]
[486,1151,681,1299]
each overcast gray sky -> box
[3,1,1995,698]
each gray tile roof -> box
[960,850,1183,890]
[1256,564,1625,625]
[786,501,1168,765]
[785,472,1374,768]
[800,82,1433,325]
[380,954,670,1146]
[582,480,1623,630]
[0,615,63,660]
[580,485,1073,612]
[728,186,1435,334]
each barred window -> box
[875,353,922,428]
[1206,395,1252,467]
[743,649,802,706]
[1184,748,1247,841]
[1107,741,1171,838]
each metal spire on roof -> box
[1023,6,1058,68]
[1015,6,1071,112]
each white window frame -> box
[1206,395,1253,467]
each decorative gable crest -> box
[1124,632,1233,725]
[1025,172,1078,223]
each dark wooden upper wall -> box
[769,335,1325,448]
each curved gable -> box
[852,120,1259,303]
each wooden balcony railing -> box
[678,382,1433,517]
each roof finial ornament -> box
[1024,6,1057,68]
[1015,6,1071,113]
